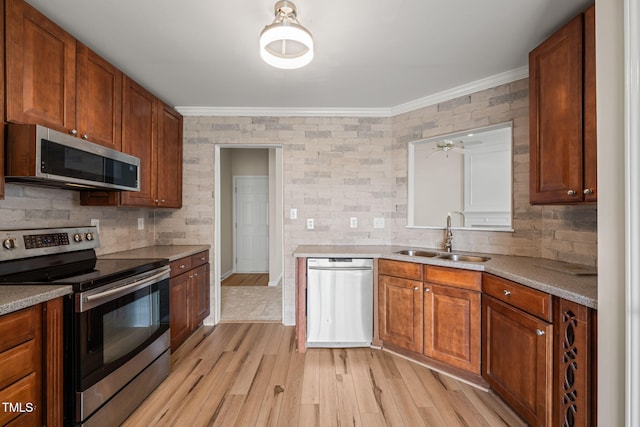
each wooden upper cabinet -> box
[76,43,122,150]
[120,76,157,207]
[583,5,597,202]
[6,0,76,133]
[529,6,596,204]
[1,1,5,200]
[157,103,183,208]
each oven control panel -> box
[0,226,100,261]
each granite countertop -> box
[0,285,72,316]
[99,245,211,262]
[294,245,597,309]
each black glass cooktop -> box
[0,250,168,292]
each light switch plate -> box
[350,217,358,228]
[290,208,297,220]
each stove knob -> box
[73,233,83,243]
[2,238,16,250]
[85,232,95,241]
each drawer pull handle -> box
[413,286,420,291]
[536,329,545,336]
[201,257,206,261]
[180,264,186,269]
[503,290,511,296]
[424,288,431,293]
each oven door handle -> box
[81,268,170,309]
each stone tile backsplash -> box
[0,77,597,324]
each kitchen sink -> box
[436,253,491,262]
[394,249,439,258]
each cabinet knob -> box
[189,274,194,279]
[424,288,431,293]
[200,257,206,261]
[194,273,199,277]
[155,199,159,203]
[180,264,186,269]
[536,329,545,336]
[503,290,511,296]
[583,188,593,195]
[69,129,78,136]
[161,199,166,203]
[567,190,577,196]
[81,134,89,140]
[413,286,420,291]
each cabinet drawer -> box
[0,373,38,426]
[170,256,192,278]
[0,307,37,353]
[483,273,552,322]
[0,340,38,390]
[424,265,481,291]
[379,259,422,281]
[191,250,209,268]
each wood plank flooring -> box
[222,274,269,287]
[123,323,525,427]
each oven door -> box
[73,267,170,392]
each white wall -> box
[596,0,626,424]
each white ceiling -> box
[24,0,592,114]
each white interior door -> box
[234,176,269,272]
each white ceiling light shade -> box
[260,1,313,69]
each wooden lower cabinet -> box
[483,295,553,427]
[0,298,63,426]
[378,274,423,352]
[423,283,480,373]
[169,251,210,351]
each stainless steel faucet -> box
[445,213,453,252]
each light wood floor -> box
[222,273,269,287]
[123,323,525,427]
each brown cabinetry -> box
[553,298,597,426]
[156,102,183,208]
[423,266,481,373]
[169,251,210,351]
[529,5,596,204]
[6,0,76,134]
[1,0,4,200]
[76,43,123,150]
[0,298,63,426]
[482,274,553,427]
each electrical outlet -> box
[374,217,385,229]
[306,218,314,230]
[290,208,297,220]
[350,217,358,228]
[137,217,144,230]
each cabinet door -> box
[379,275,423,352]
[423,284,480,373]
[190,264,210,328]
[157,103,183,208]
[170,272,191,351]
[6,0,76,133]
[529,14,584,204]
[76,43,122,150]
[120,76,157,207]
[583,5,597,202]
[1,0,4,200]
[483,295,553,427]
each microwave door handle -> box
[80,269,169,311]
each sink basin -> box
[436,253,491,262]
[395,249,439,258]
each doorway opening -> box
[214,146,283,323]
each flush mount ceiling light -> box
[259,1,313,69]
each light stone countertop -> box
[293,245,597,309]
[0,285,72,316]
[99,245,211,262]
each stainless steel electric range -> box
[0,226,171,427]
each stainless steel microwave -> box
[5,124,140,191]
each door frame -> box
[213,144,284,325]
[233,175,269,273]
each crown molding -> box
[175,66,529,118]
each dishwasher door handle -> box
[308,266,373,271]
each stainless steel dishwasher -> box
[306,258,373,347]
